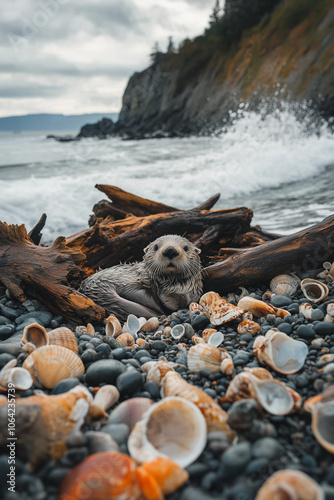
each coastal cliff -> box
[117,0,334,137]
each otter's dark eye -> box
[154,244,159,251]
[184,246,189,251]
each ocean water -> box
[0,106,333,244]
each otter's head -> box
[143,235,201,280]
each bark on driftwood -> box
[204,214,334,293]
[0,222,105,323]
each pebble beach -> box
[1,267,334,499]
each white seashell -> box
[171,325,185,340]
[123,314,141,336]
[242,311,253,321]
[312,338,324,346]
[187,343,222,373]
[305,388,334,454]
[128,396,207,467]
[141,361,176,387]
[116,333,135,347]
[191,335,205,344]
[86,323,95,336]
[262,290,275,301]
[202,329,224,347]
[105,315,122,338]
[47,327,78,353]
[299,302,314,320]
[21,323,48,349]
[109,398,154,430]
[255,469,324,500]
[0,359,33,391]
[270,274,299,296]
[301,279,329,303]
[220,350,234,375]
[89,385,120,419]
[238,296,291,319]
[253,329,308,375]
[325,314,334,324]
[237,320,261,335]
[327,303,334,318]
[319,354,334,365]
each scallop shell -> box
[138,457,189,496]
[89,385,120,419]
[116,333,135,347]
[128,396,207,468]
[202,328,224,347]
[200,292,244,325]
[220,350,234,375]
[21,323,48,349]
[109,398,154,430]
[192,335,205,344]
[141,361,176,387]
[47,327,78,353]
[237,320,261,335]
[304,386,334,454]
[105,315,122,338]
[270,274,299,296]
[255,469,324,500]
[187,343,222,373]
[238,296,291,318]
[0,359,33,391]
[162,371,235,439]
[141,317,160,333]
[253,329,308,374]
[301,279,329,303]
[86,323,95,336]
[299,302,314,320]
[23,345,85,389]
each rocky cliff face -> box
[117,0,334,137]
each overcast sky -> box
[0,0,215,117]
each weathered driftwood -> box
[204,214,334,293]
[67,207,253,272]
[28,213,47,245]
[0,222,105,323]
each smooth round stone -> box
[284,315,295,324]
[252,437,282,460]
[204,388,217,398]
[245,457,269,474]
[0,353,15,369]
[186,463,210,479]
[311,309,325,321]
[144,381,160,399]
[15,474,46,499]
[315,322,334,335]
[221,441,252,473]
[177,352,188,366]
[0,324,16,339]
[239,333,252,343]
[51,377,80,395]
[81,348,97,364]
[278,323,293,334]
[15,311,53,326]
[63,446,88,464]
[139,356,154,365]
[85,359,125,385]
[297,325,315,340]
[180,486,218,500]
[295,374,309,388]
[96,343,111,355]
[201,471,217,491]
[271,295,293,307]
[86,431,119,454]
[0,315,11,325]
[135,350,151,360]
[101,423,130,445]
[191,314,210,330]
[326,464,334,486]
[233,353,250,365]
[111,348,127,360]
[47,467,70,486]
[287,303,300,314]
[0,306,20,320]
[150,340,166,351]
[102,336,121,349]
[116,370,144,395]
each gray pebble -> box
[221,441,252,473]
[245,457,269,474]
[252,437,282,460]
[101,423,130,445]
[86,431,119,454]
[116,370,144,395]
[297,325,315,339]
[311,309,325,321]
[85,359,125,386]
[315,322,334,335]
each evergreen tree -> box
[167,36,175,53]
[209,0,222,25]
[150,42,162,64]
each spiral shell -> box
[238,296,290,318]
[141,361,175,387]
[47,327,78,353]
[220,350,234,375]
[270,274,299,296]
[299,302,314,320]
[23,345,84,389]
[200,292,245,325]
[141,317,160,333]
[105,315,122,338]
[301,279,329,303]
[237,320,261,335]
[89,385,120,419]
[255,470,324,500]
[116,333,135,347]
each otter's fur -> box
[79,235,203,322]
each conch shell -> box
[89,385,120,419]
[116,333,135,347]
[270,274,299,295]
[0,359,33,391]
[255,469,324,500]
[105,315,122,338]
[304,385,334,454]
[301,279,329,303]
[238,297,290,318]
[225,368,301,415]
[141,361,176,388]
[253,329,308,374]
[128,396,207,468]
[237,320,261,335]
[199,291,244,325]
[162,371,234,439]
[23,345,84,389]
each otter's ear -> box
[195,247,201,255]
[143,245,149,254]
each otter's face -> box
[143,235,201,278]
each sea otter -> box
[79,235,203,322]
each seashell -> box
[192,335,205,344]
[325,314,334,324]
[177,343,189,352]
[299,302,314,320]
[86,323,95,336]
[270,274,299,296]
[305,386,334,453]
[141,317,160,333]
[202,328,224,347]
[75,325,87,336]
[255,469,324,500]
[312,338,324,346]
[171,325,185,340]
[327,303,334,317]
[253,329,308,374]
[238,296,291,318]
[21,323,48,349]
[262,290,275,301]
[187,343,222,373]
[162,371,234,439]
[163,326,171,338]
[323,363,334,373]
[301,279,329,303]
[123,314,141,336]
[226,370,301,415]
[142,361,175,387]
[220,350,234,375]
[139,457,189,495]
[319,354,334,364]
[237,319,261,335]
[89,385,120,419]
[59,452,163,500]
[47,327,78,353]
[22,342,37,354]
[200,292,244,325]
[330,262,334,279]
[189,302,203,312]
[242,311,253,321]
[116,333,135,347]
[0,359,33,391]
[136,338,147,347]
[245,366,273,380]
[324,261,332,270]
[128,396,207,467]
[23,345,84,389]
[109,398,154,430]
[105,315,122,338]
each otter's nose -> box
[163,246,179,259]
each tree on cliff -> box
[167,36,175,53]
[209,0,222,25]
[150,42,164,64]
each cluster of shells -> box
[0,270,333,499]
